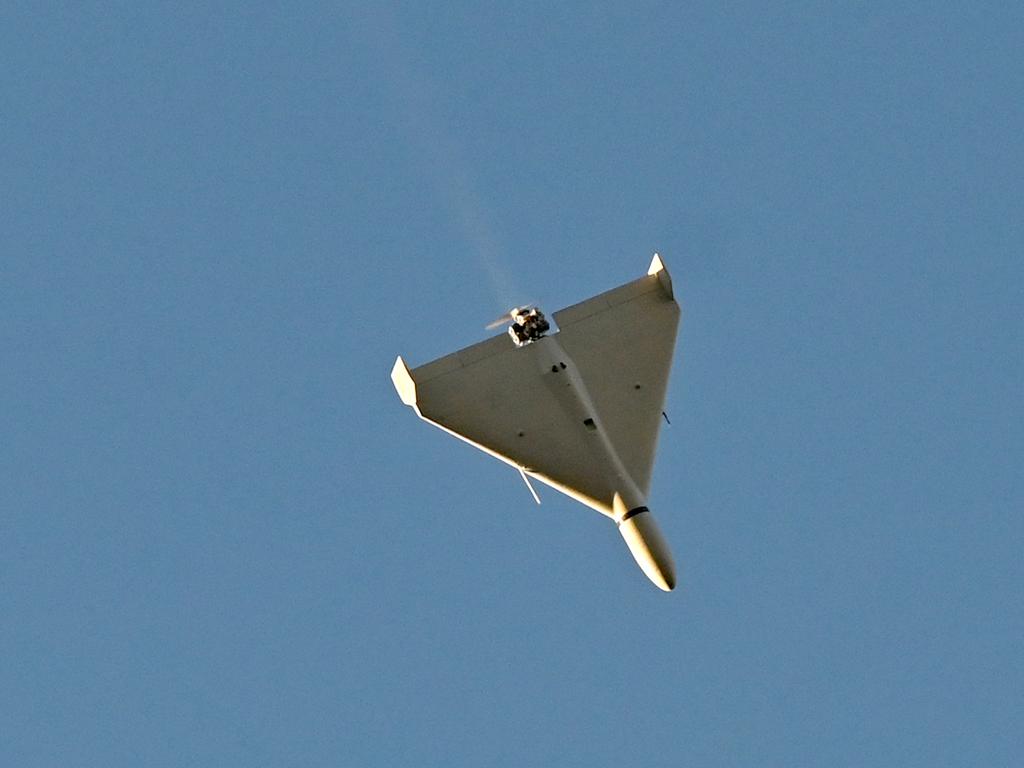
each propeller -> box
[485,304,536,330]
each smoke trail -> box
[346,5,520,308]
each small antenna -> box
[518,468,541,505]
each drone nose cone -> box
[648,557,676,592]
[617,508,676,592]
[658,565,676,592]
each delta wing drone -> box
[391,255,681,590]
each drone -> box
[391,255,681,591]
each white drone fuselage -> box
[520,333,675,590]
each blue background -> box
[3,3,1021,765]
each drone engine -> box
[508,307,550,347]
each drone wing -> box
[391,255,680,511]
[552,255,680,497]
[391,333,622,514]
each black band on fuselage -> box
[618,506,649,525]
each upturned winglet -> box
[391,356,418,408]
[648,252,673,299]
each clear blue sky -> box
[3,3,1021,766]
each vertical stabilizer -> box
[391,356,418,409]
[648,252,673,299]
